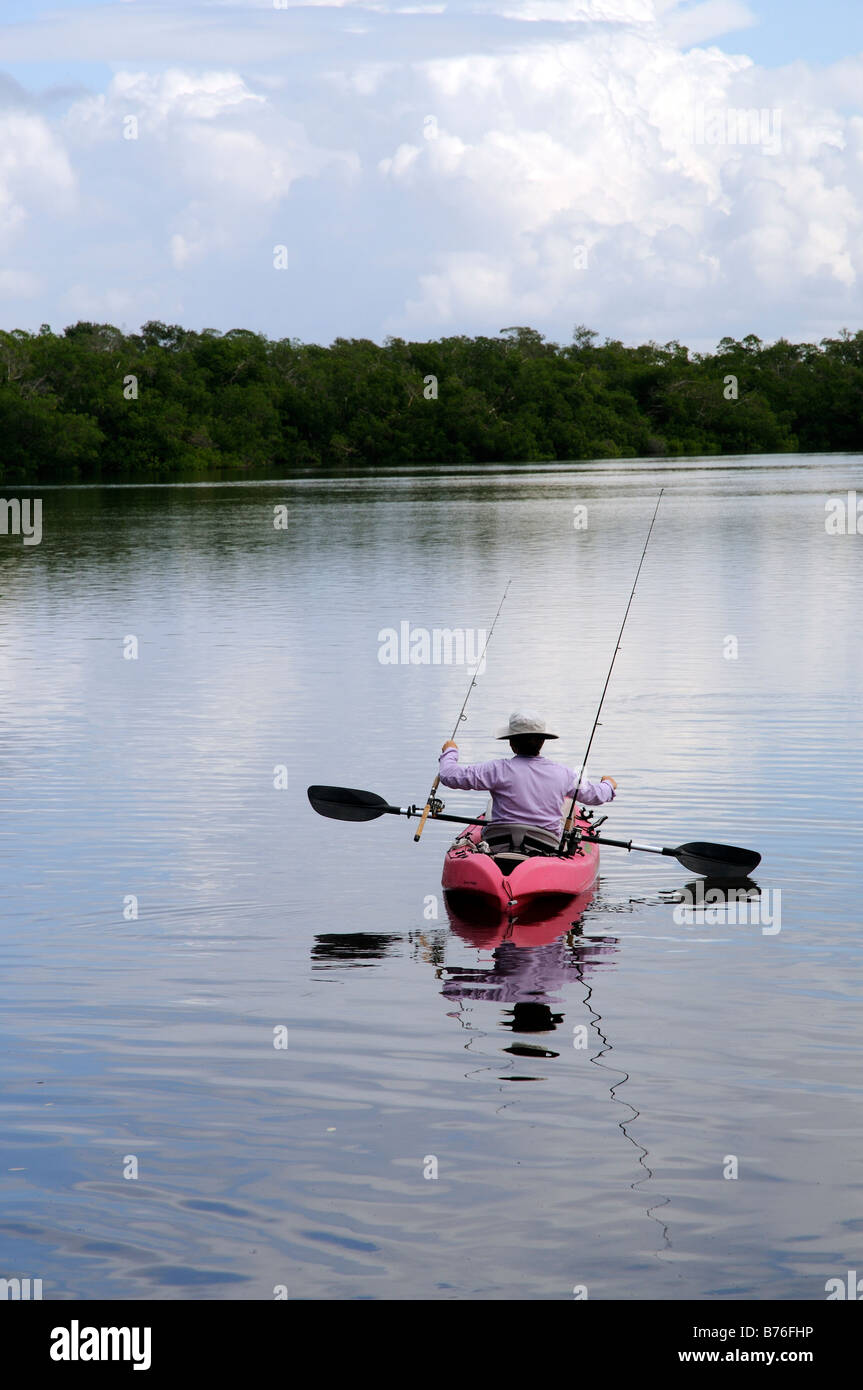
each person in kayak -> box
[438,711,616,837]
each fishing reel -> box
[428,796,445,817]
[562,826,582,856]
[562,810,607,855]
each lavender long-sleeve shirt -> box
[438,750,615,835]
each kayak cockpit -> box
[480,822,563,876]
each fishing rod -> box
[559,490,664,854]
[412,578,512,844]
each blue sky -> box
[3,0,863,74]
[1,0,862,348]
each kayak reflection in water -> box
[438,710,617,837]
[440,917,619,1033]
[433,903,671,1245]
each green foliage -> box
[0,319,857,481]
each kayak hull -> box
[442,814,599,920]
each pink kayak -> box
[442,813,599,919]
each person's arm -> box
[438,743,501,792]
[566,770,617,804]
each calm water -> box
[1,454,862,1301]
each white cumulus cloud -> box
[62,68,358,273]
[0,5,861,348]
[375,30,863,345]
[0,112,75,251]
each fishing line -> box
[560,490,664,853]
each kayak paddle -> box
[582,832,760,878]
[308,784,486,828]
[308,786,761,877]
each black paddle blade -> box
[673,841,761,878]
[307,785,392,822]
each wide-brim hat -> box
[496,711,558,740]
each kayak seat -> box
[491,853,530,875]
[482,822,559,856]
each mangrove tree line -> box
[1,321,862,481]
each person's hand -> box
[441,740,458,753]
[601,775,617,789]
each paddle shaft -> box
[388,803,487,827]
[559,490,664,852]
[414,579,512,842]
[583,833,669,855]
[407,811,672,843]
